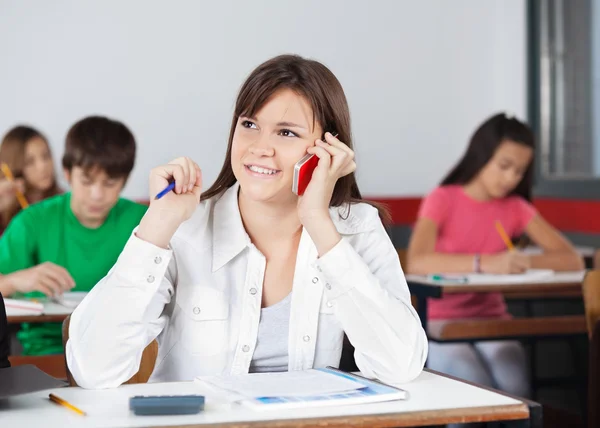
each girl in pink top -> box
[407,113,583,403]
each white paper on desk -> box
[4,298,44,316]
[196,370,364,398]
[444,269,554,284]
[51,291,87,308]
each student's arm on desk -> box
[407,218,475,274]
[525,214,585,271]
[407,218,531,274]
[0,210,74,297]
[67,232,174,389]
[314,212,427,384]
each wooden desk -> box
[406,271,586,334]
[7,314,68,324]
[0,369,541,428]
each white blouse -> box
[67,183,427,389]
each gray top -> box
[249,293,291,373]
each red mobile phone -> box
[292,153,319,196]
[292,133,338,196]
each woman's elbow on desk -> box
[66,340,132,389]
[357,341,428,385]
[356,319,428,384]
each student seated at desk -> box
[0,292,9,368]
[0,116,147,355]
[407,113,583,399]
[67,54,428,389]
[0,126,61,233]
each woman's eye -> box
[241,120,257,129]
[279,129,298,138]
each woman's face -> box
[231,88,323,204]
[22,137,55,192]
[477,140,533,199]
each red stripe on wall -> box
[367,197,600,234]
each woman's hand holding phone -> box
[297,133,356,255]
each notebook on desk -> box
[5,292,88,317]
[195,367,408,411]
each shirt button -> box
[154,256,162,264]
[193,307,201,315]
[303,335,311,342]
[249,288,257,295]
[147,275,155,283]
[242,345,250,352]
[312,277,319,284]
[325,283,331,290]
[326,301,333,308]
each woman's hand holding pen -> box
[481,251,531,274]
[297,133,356,256]
[0,177,25,211]
[137,157,202,249]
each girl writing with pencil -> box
[67,54,427,389]
[407,113,583,401]
[0,126,61,232]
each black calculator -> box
[129,395,205,415]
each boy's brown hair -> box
[62,116,136,179]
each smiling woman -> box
[67,54,427,389]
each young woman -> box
[67,54,427,389]
[407,113,583,399]
[0,126,61,231]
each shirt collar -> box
[212,182,250,272]
[210,183,378,271]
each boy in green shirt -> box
[0,116,147,355]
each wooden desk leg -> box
[527,339,537,401]
[416,295,429,333]
[503,399,543,428]
[415,295,430,369]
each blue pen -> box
[155,182,176,200]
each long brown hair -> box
[201,54,388,221]
[441,113,535,202]
[0,126,61,229]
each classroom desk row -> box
[406,270,587,338]
[1,369,542,428]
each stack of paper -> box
[51,291,87,308]
[4,299,44,316]
[195,368,408,410]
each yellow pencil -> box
[495,220,515,251]
[49,393,87,416]
[0,163,29,209]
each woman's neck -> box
[26,188,48,204]
[462,180,492,202]
[238,193,303,254]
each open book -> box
[195,367,407,410]
[4,298,44,316]
[4,292,88,317]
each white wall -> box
[0,0,526,199]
